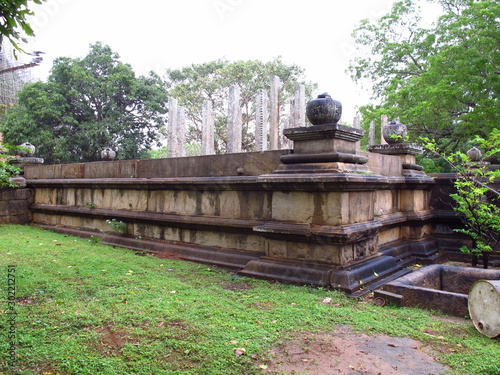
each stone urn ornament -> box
[18,141,36,157]
[306,92,342,125]
[101,148,116,161]
[467,146,482,162]
[382,119,408,144]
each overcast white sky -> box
[23,0,403,123]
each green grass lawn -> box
[0,224,498,375]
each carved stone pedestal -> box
[369,143,425,177]
[275,124,369,174]
[9,157,45,175]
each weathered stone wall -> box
[0,188,33,224]
[23,150,440,294]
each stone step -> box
[347,267,413,298]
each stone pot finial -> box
[382,119,408,144]
[467,146,482,162]
[101,148,116,161]
[18,142,36,157]
[305,93,342,125]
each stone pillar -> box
[380,115,388,145]
[255,89,269,152]
[293,84,306,127]
[281,117,292,149]
[201,100,214,155]
[353,115,361,153]
[227,85,242,153]
[177,106,186,157]
[269,76,280,150]
[288,99,296,128]
[167,97,178,157]
[369,120,376,146]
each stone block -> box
[378,228,401,246]
[237,191,272,220]
[137,150,286,178]
[100,189,134,211]
[336,243,354,266]
[354,236,378,260]
[0,188,32,201]
[317,192,345,225]
[348,192,374,223]
[293,137,357,155]
[25,163,81,179]
[401,224,433,240]
[201,191,221,216]
[272,191,313,222]
[363,152,401,177]
[373,290,404,307]
[267,239,287,258]
[150,190,197,216]
[286,241,314,260]
[74,188,93,207]
[374,190,395,216]
[84,160,137,178]
[399,190,426,212]
[219,191,240,218]
[0,213,30,224]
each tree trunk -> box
[472,254,478,267]
[483,252,489,269]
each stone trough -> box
[375,264,500,317]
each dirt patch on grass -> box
[222,281,254,291]
[151,251,185,261]
[95,324,131,355]
[264,326,448,375]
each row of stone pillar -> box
[166,76,307,157]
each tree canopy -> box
[0,42,168,164]
[0,0,45,51]
[165,58,316,153]
[349,0,499,154]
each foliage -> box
[1,224,499,375]
[0,141,22,188]
[105,218,127,234]
[164,58,316,153]
[0,0,45,52]
[0,42,168,164]
[0,160,20,187]
[421,130,500,268]
[147,142,201,159]
[350,0,500,155]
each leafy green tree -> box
[349,0,499,155]
[423,130,500,268]
[165,58,316,153]
[1,42,168,164]
[0,0,45,51]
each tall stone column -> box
[269,76,280,150]
[380,115,388,145]
[201,100,214,155]
[177,106,186,157]
[281,117,292,149]
[167,97,178,157]
[294,84,306,127]
[227,85,242,153]
[353,114,361,153]
[255,89,269,152]
[288,98,296,128]
[369,120,376,146]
